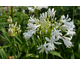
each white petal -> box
[37,46,42,50]
[45,37,50,41]
[45,49,48,54]
[39,50,42,53]
[54,42,62,45]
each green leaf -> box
[0,48,7,59]
[15,36,22,44]
[78,44,80,53]
[71,50,75,59]
[50,51,63,59]
[26,54,39,59]
[71,51,80,58]
[71,54,74,59]
[1,45,10,49]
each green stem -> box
[26,40,29,53]
[73,6,74,20]
[62,6,64,14]
[46,54,48,59]
[37,10,38,18]
[13,37,16,58]
[11,6,13,20]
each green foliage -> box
[0,6,80,59]
[50,51,63,59]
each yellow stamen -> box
[73,44,74,47]
[30,28,32,30]
[42,50,44,52]
[56,35,59,37]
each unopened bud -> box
[8,19,12,24]
[8,28,13,36]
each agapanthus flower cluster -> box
[23,7,76,54]
[8,17,21,36]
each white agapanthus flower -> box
[23,30,33,39]
[62,21,75,30]
[37,42,49,54]
[61,37,73,48]
[66,30,75,35]
[38,32,62,54]
[51,28,62,40]
[60,14,71,23]
[45,35,62,45]
[63,36,72,41]
[23,22,40,39]
[22,10,25,13]
[23,7,76,54]
[48,8,56,18]
[28,7,34,12]
[34,6,48,10]
[27,23,40,30]
[28,16,35,23]
[47,43,56,51]
[40,12,47,20]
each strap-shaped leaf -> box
[1,45,10,49]
[50,51,63,59]
[0,48,7,59]
[15,36,23,44]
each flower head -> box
[37,42,49,54]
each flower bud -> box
[8,19,12,24]
[8,28,13,36]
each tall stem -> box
[37,10,38,18]
[46,54,48,59]
[11,6,13,20]
[73,6,74,20]
[13,37,16,58]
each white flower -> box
[40,12,47,20]
[40,13,45,20]
[23,22,40,39]
[42,6,48,9]
[60,15,65,22]
[62,21,75,30]
[51,28,62,40]
[7,18,12,23]
[8,28,13,35]
[45,35,62,45]
[27,23,40,30]
[66,30,75,36]
[22,10,25,13]
[28,16,35,23]
[23,30,33,39]
[37,42,49,54]
[61,37,73,48]
[60,14,71,23]
[68,21,75,30]
[63,36,72,41]
[47,43,55,51]
[28,7,34,12]
[34,6,48,10]
[34,6,42,10]
[48,8,56,18]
